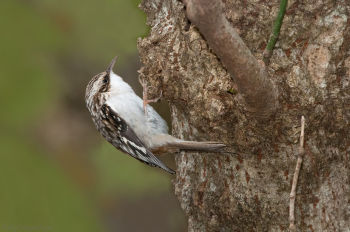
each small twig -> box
[289,116,305,231]
[263,0,288,65]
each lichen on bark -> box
[138,0,350,231]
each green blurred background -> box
[0,0,185,231]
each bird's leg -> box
[139,78,162,116]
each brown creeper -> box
[85,57,225,174]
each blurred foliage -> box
[33,0,148,65]
[0,0,184,231]
[93,143,170,197]
[0,0,61,129]
[0,134,105,232]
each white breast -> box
[105,72,169,148]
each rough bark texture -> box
[183,0,278,118]
[138,0,350,231]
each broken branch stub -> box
[184,0,278,118]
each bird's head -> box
[85,56,117,107]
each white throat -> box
[109,72,134,95]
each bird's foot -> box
[139,78,162,116]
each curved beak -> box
[106,56,118,75]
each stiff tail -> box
[171,141,226,152]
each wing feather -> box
[101,104,175,174]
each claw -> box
[139,78,162,116]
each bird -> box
[85,56,226,174]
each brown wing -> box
[101,104,175,174]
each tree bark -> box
[138,0,350,231]
[183,0,278,118]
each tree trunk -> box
[138,0,350,231]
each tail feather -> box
[171,141,226,152]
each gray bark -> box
[138,0,350,231]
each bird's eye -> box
[103,76,109,84]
